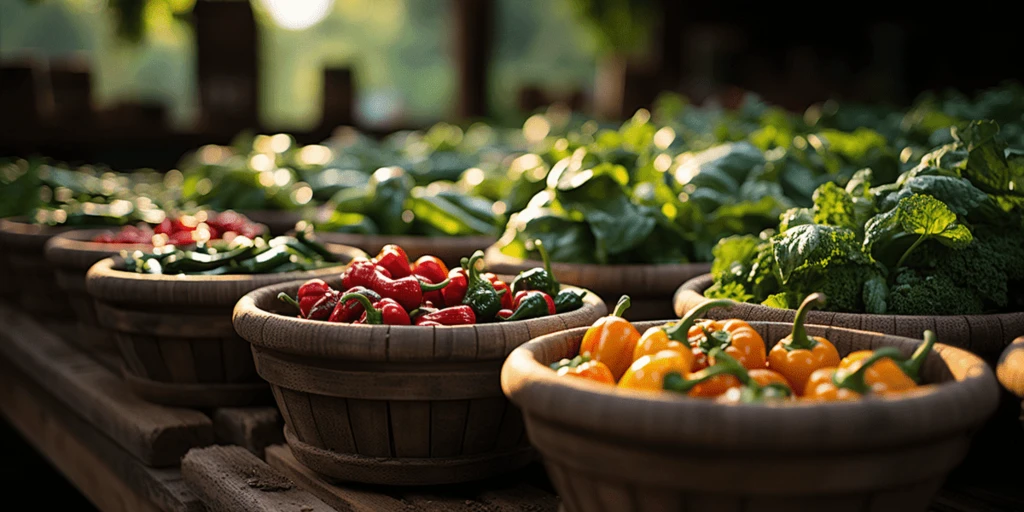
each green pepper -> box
[503,291,553,321]
[231,246,293,274]
[294,227,340,262]
[461,250,503,322]
[161,241,255,273]
[553,289,587,313]
[511,239,559,296]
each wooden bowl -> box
[997,336,1024,429]
[45,229,153,356]
[484,244,709,321]
[503,321,999,512]
[317,232,495,268]
[675,274,1024,362]
[85,245,366,408]
[232,279,607,485]
[0,218,73,317]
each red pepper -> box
[497,309,513,320]
[371,272,451,311]
[413,256,449,307]
[373,244,412,279]
[342,258,391,289]
[414,305,476,326]
[154,218,173,235]
[513,290,555,315]
[484,272,513,310]
[307,290,341,320]
[297,279,332,318]
[341,294,411,325]
[442,261,470,306]
[328,286,382,323]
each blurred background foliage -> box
[1,0,597,130]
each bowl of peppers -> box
[501,294,999,511]
[232,243,607,485]
[85,229,364,408]
[44,210,267,356]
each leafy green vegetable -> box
[863,194,972,268]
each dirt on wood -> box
[244,466,294,492]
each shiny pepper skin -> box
[579,296,641,380]
[767,293,840,395]
[689,319,766,371]
[374,244,412,279]
[618,350,693,392]
[804,367,861,401]
[342,258,391,290]
[413,256,449,307]
[837,351,918,395]
[558,360,615,385]
[442,265,469,306]
[328,286,382,323]
[296,279,331,318]
[484,272,514,310]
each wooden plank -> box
[266,444,411,512]
[0,357,203,512]
[212,407,284,458]
[0,304,214,466]
[182,445,333,512]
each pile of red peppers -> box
[277,241,587,326]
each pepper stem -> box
[785,293,827,351]
[338,293,382,324]
[465,251,485,283]
[832,347,902,394]
[665,299,735,342]
[420,277,452,291]
[663,348,750,392]
[899,330,936,383]
[277,292,301,311]
[612,295,631,317]
[534,239,553,276]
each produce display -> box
[92,210,265,244]
[120,229,341,275]
[277,241,586,325]
[553,293,935,402]
[705,120,1024,315]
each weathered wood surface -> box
[0,303,214,466]
[182,445,333,512]
[212,407,284,458]
[503,321,999,512]
[266,444,560,512]
[0,358,203,512]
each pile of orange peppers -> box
[551,294,936,403]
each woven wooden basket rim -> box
[502,320,998,453]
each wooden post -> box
[320,67,355,129]
[451,0,493,119]
[193,0,259,133]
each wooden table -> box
[2,303,1022,512]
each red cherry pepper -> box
[412,255,450,307]
[307,290,341,320]
[371,272,451,311]
[442,259,470,306]
[414,305,476,326]
[497,309,513,320]
[484,272,513,310]
[374,244,412,279]
[328,286,382,323]
[513,290,556,315]
[340,294,411,325]
[296,279,332,318]
[342,258,391,289]
[154,218,174,235]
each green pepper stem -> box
[420,277,452,291]
[277,292,301,311]
[899,330,936,383]
[338,293,382,324]
[612,295,631,317]
[665,299,735,342]
[465,251,485,284]
[785,293,827,351]
[534,239,553,276]
[832,347,902,394]
[663,348,750,393]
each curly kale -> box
[888,268,983,315]
[912,227,1024,311]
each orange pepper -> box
[688,318,766,370]
[665,349,792,402]
[767,293,840,395]
[557,360,615,385]
[837,331,936,395]
[618,350,693,392]
[803,367,861,401]
[631,299,730,369]
[579,296,641,380]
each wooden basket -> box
[0,218,73,317]
[502,321,998,512]
[85,245,366,408]
[45,229,153,356]
[232,279,607,485]
[997,336,1024,429]
[317,232,495,268]
[484,244,709,321]
[675,274,1024,362]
